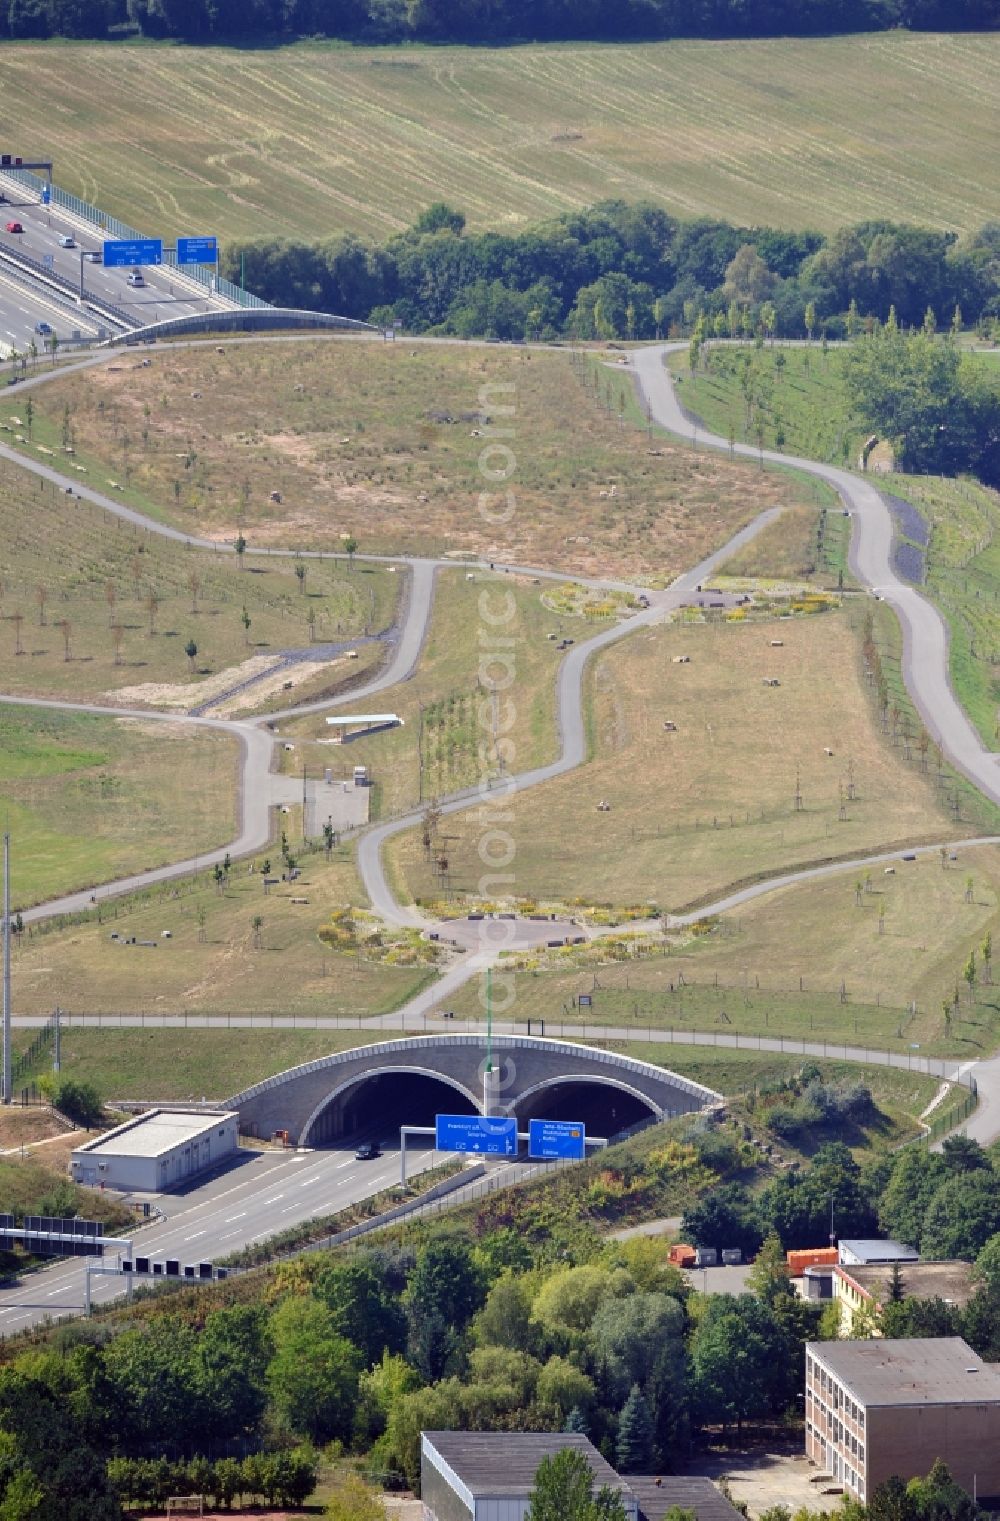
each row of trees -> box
[11,0,999,42]
[214,202,1000,345]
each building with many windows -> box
[805,1339,1000,1502]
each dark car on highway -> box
[355,1141,381,1160]
[5,221,23,234]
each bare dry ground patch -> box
[2,36,1000,239]
[387,608,971,912]
[34,343,812,580]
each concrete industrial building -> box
[419,1433,743,1521]
[834,1261,975,1335]
[421,1433,637,1521]
[805,1338,1000,1502]
[71,1108,238,1192]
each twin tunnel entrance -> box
[305,1070,658,1147]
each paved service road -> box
[0,1139,449,1338]
[632,345,1000,812]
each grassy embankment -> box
[5,1023,939,1146]
[3,35,1000,239]
[0,447,395,709]
[0,705,235,906]
[32,341,816,580]
[8,845,436,1019]
[672,343,1000,749]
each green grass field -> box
[0,704,235,905]
[33,343,807,582]
[5,34,1000,239]
[0,444,395,709]
[387,605,970,914]
[10,845,436,1015]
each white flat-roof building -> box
[838,1239,918,1267]
[71,1108,238,1192]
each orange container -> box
[786,1247,838,1275]
[668,1243,697,1267]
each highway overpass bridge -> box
[227,1034,719,1146]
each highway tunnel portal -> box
[227,1035,718,1146]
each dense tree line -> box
[213,202,1000,348]
[7,0,1000,43]
[682,1132,1000,1281]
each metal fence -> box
[4,168,270,310]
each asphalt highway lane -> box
[0,1139,447,1337]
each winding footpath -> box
[5,337,1000,1136]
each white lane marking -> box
[258,1193,285,1204]
[224,1211,247,1223]
[183,1230,206,1243]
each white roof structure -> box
[325,714,403,726]
[76,1109,236,1160]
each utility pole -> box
[2,834,10,1105]
[483,965,496,1117]
[53,1005,61,1074]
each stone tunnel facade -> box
[226,1034,719,1146]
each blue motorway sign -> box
[435,1113,517,1156]
[103,238,163,269]
[529,1118,586,1160]
[177,235,218,266]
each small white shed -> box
[71,1108,239,1192]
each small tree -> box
[295,561,307,595]
[528,1448,627,1521]
[24,397,33,438]
[105,580,117,627]
[111,623,125,665]
[983,930,993,986]
[344,535,358,568]
[965,875,974,903]
[235,532,247,569]
[185,638,198,672]
[241,605,252,647]
[145,590,159,635]
[804,300,816,342]
[323,822,335,855]
[35,583,47,626]
[964,951,977,1004]
[10,611,23,656]
[56,618,71,661]
[213,863,226,895]
[188,569,201,613]
[196,903,207,942]
[251,914,264,949]
[616,1383,655,1473]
